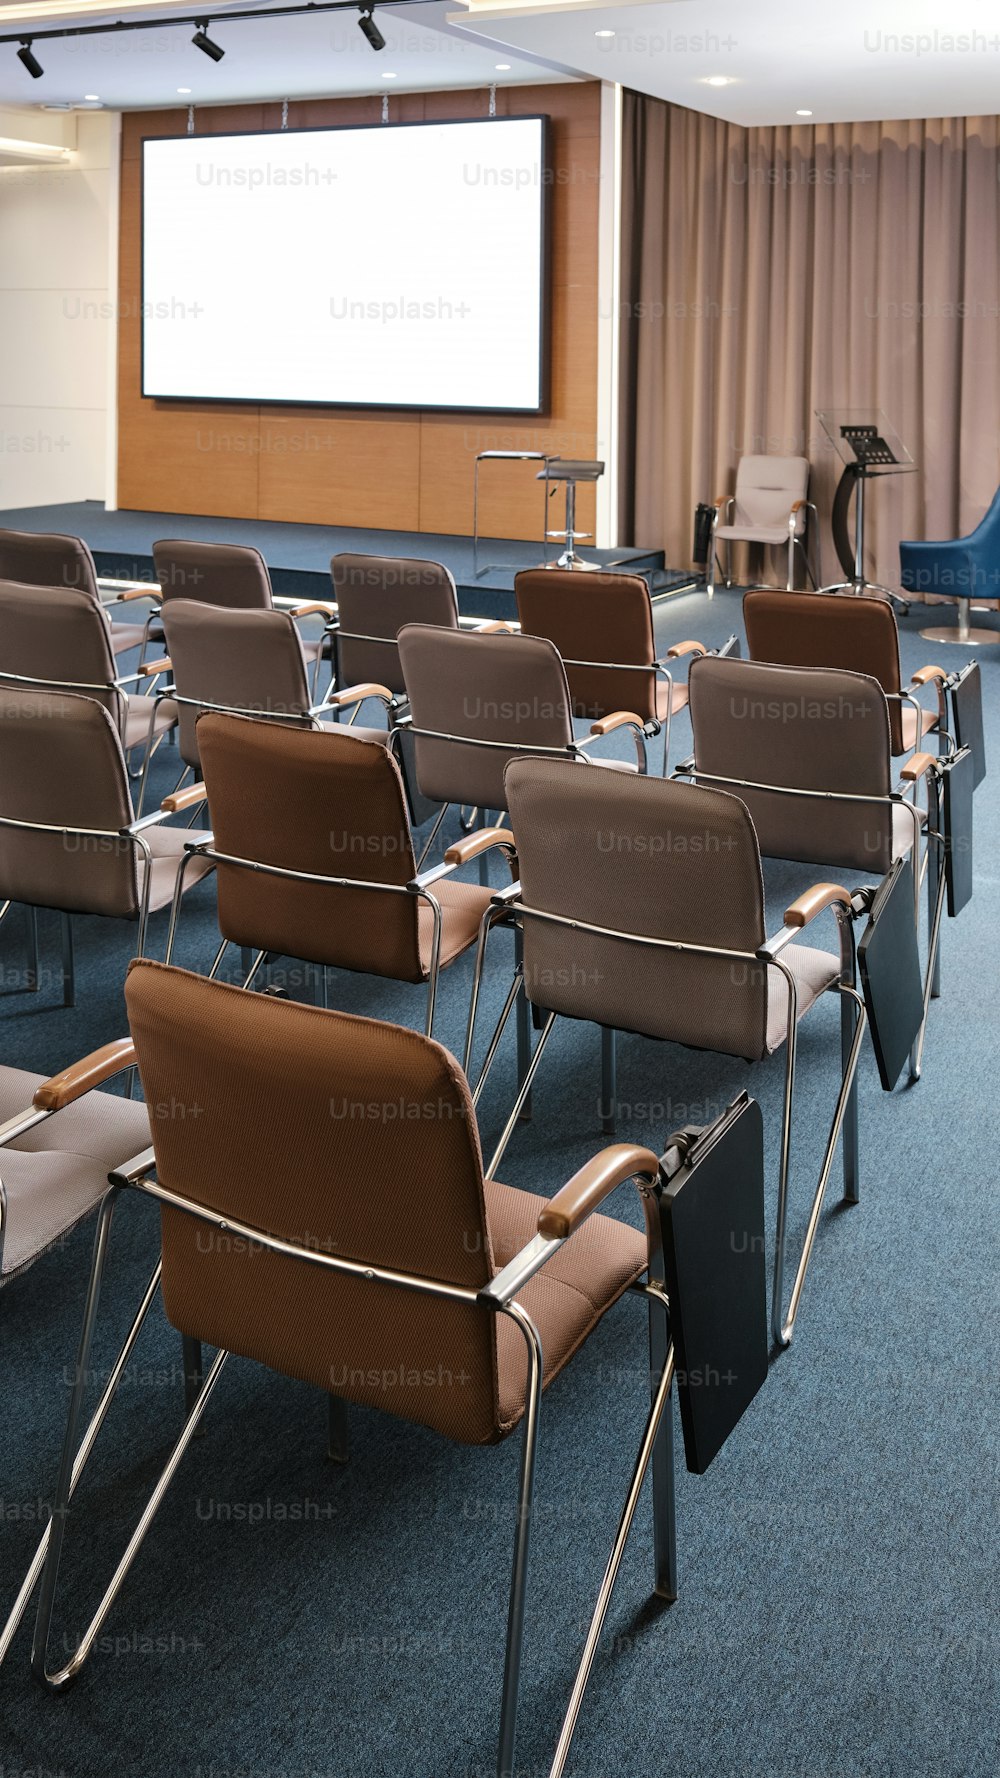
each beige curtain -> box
[618,93,1000,587]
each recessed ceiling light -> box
[381,70,396,78]
[704,76,733,87]
[83,93,99,100]
[177,86,191,93]
[594,29,615,37]
[796,109,813,117]
[495,62,510,70]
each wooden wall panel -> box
[117,82,600,539]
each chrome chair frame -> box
[463,853,867,1352]
[21,1147,676,1778]
[708,496,819,599]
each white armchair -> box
[708,455,817,598]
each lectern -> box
[816,408,915,610]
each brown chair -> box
[397,623,653,821]
[330,551,460,695]
[683,654,946,1082]
[742,587,947,757]
[163,713,502,1037]
[0,579,177,813]
[28,961,674,1778]
[464,759,867,1353]
[0,687,214,1004]
[152,539,331,690]
[0,527,153,659]
[514,567,707,771]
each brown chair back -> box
[161,601,312,769]
[153,540,273,610]
[196,712,426,980]
[331,553,459,696]
[398,623,575,810]
[0,580,125,734]
[514,567,659,721]
[0,687,139,918]
[688,655,895,872]
[0,528,100,599]
[124,958,505,1444]
[743,588,908,754]
[504,756,773,1061]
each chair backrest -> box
[0,580,125,734]
[733,456,810,530]
[196,712,425,979]
[153,540,274,610]
[514,568,659,722]
[397,623,575,811]
[124,958,505,1445]
[504,757,773,1062]
[161,600,312,768]
[0,528,100,599]
[743,588,910,755]
[687,655,895,872]
[331,553,459,695]
[0,687,139,919]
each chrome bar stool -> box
[537,459,605,570]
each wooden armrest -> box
[32,1039,137,1112]
[666,639,707,660]
[443,827,515,867]
[712,494,730,509]
[783,882,853,929]
[161,783,208,814]
[115,586,160,604]
[538,1143,660,1240]
[911,664,947,687]
[901,751,936,783]
[475,620,517,634]
[589,709,645,736]
[139,657,171,677]
[289,601,337,619]
[329,682,393,706]
[790,499,807,514]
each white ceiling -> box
[0,0,996,121]
[454,0,1000,125]
[0,0,572,111]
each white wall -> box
[0,109,118,511]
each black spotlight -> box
[17,39,44,78]
[357,6,386,51]
[192,21,225,61]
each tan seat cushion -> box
[124,692,178,751]
[140,825,216,913]
[107,620,149,655]
[656,678,690,719]
[417,879,495,972]
[715,523,796,547]
[892,802,926,861]
[765,941,841,1053]
[0,1065,150,1280]
[899,703,938,753]
[485,1178,648,1432]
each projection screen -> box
[141,116,549,413]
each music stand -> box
[816,408,916,612]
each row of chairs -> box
[0,531,980,1777]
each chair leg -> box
[182,1335,204,1413]
[547,1296,676,1778]
[514,927,532,1122]
[911,838,948,1083]
[60,913,75,1009]
[486,1011,557,1179]
[841,990,860,1205]
[471,974,521,1106]
[647,1290,677,1602]
[23,905,40,993]
[495,1306,543,1778]
[327,1395,350,1464]
[599,1028,617,1135]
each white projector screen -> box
[141,116,549,413]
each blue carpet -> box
[0,586,997,1778]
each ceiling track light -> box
[17,37,43,76]
[357,5,384,51]
[192,19,224,59]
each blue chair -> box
[899,486,1000,646]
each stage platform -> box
[0,501,692,620]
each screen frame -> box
[139,114,552,416]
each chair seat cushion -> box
[765,941,841,1053]
[715,523,799,546]
[899,704,938,753]
[108,621,149,655]
[140,826,216,913]
[656,678,690,719]
[417,879,495,972]
[0,1066,150,1281]
[892,802,927,861]
[124,693,178,751]
[485,1178,648,1432]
